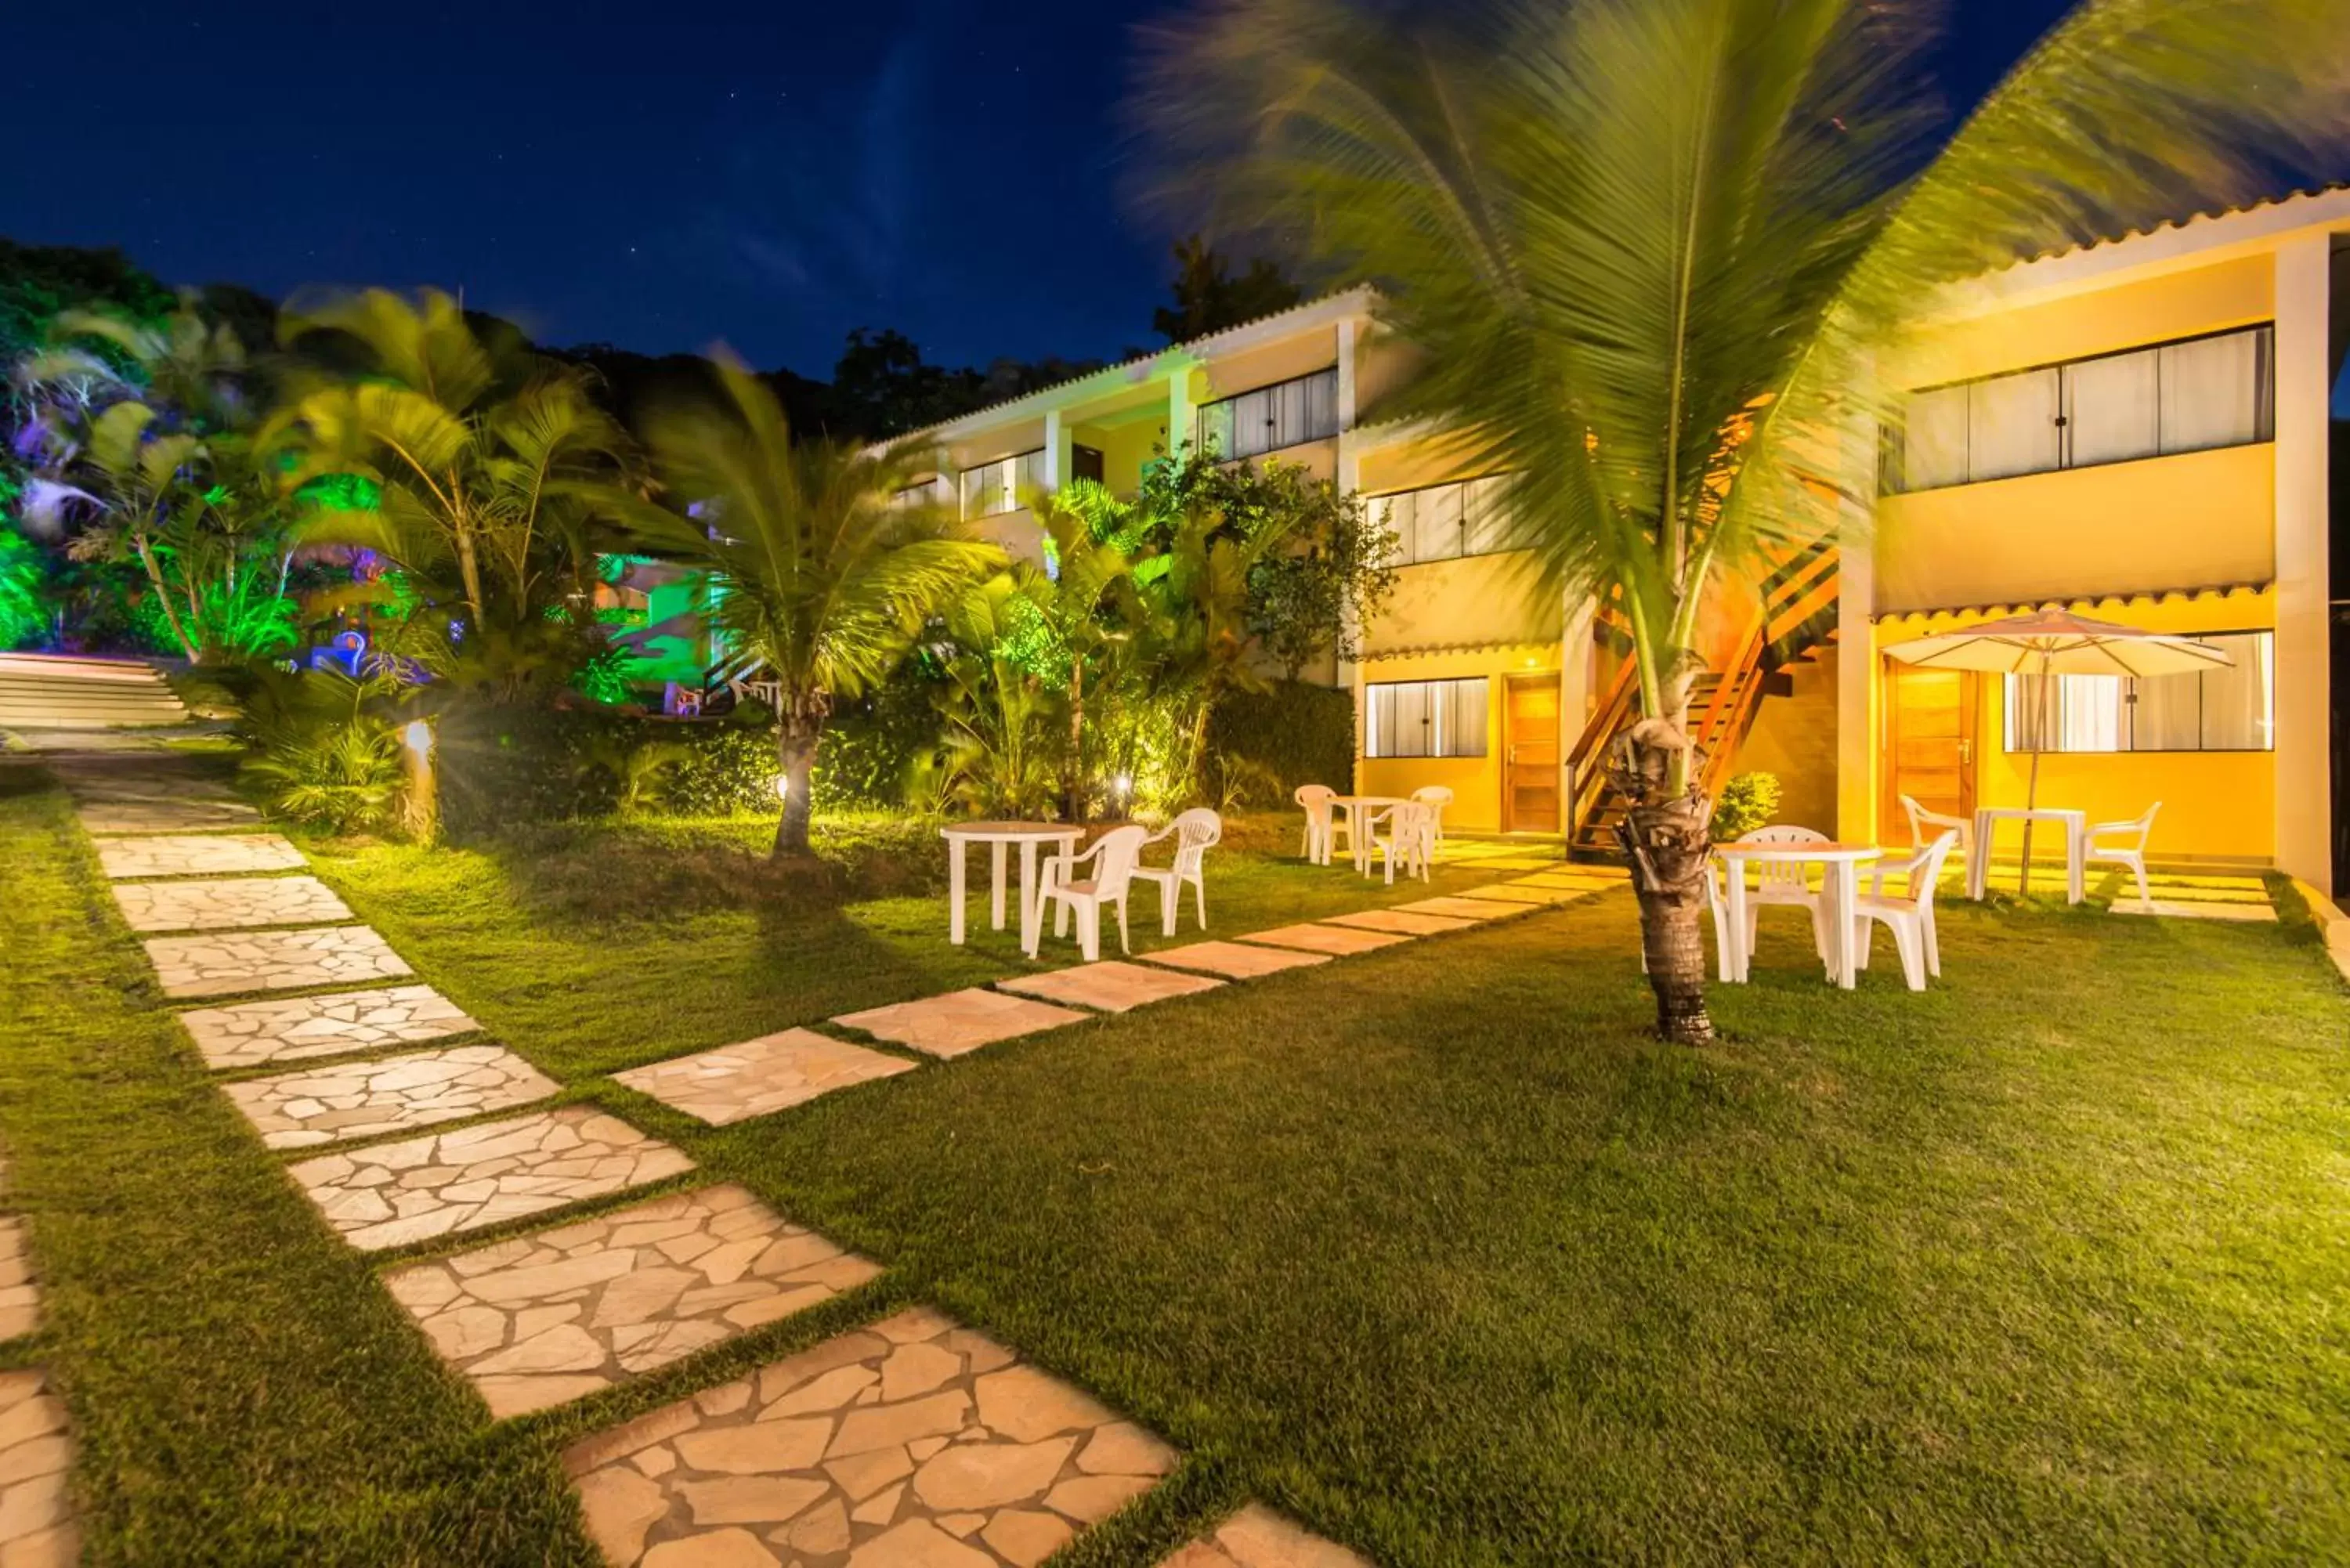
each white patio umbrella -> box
[1878,609,2233,893]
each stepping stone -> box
[1235,923,1410,956]
[2110,899,2279,923]
[179,985,479,1069]
[0,1371,76,1566]
[1141,941,1332,980]
[111,873,352,932]
[1322,909,1474,937]
[288,1106,693,1252]
[561,1306,1177,1566]
[78,797,260,834]
[834,990,1088,1060]
[224,1044,559,1151]
[999,961,1224,1013]
[0,1219,38,1340]
[387,1184,882,1419]
[615,1029,918,1126]
[1460,883,1580,905]
[1159,1503,1376,1568]
[145,924,412,999]
[96,833,305,879]
[1510,873,1620,892]
[1463,855,1560,871]
[1392,896,1520,922]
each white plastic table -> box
[941,822,1083,950]
[1969,807,2086,903]
[1327,794,1407,868]
[1715,840,1883,990]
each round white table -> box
[1325,794,1407,868]
[1969,807,2086,903]
[941,822,1083,951]
[1715,840,1883,990]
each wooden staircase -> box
[1566,544,1841,859]
[0,653,187,732]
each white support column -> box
[1166,365,1196,461]
[1336,316,1358,432]
[1559,595,1595,829]
[1041,408,1063,493]
[931,447,954,515]
[2274,232,2334,892]
[1835,509,1878,848]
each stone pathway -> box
[225,1045,559,1150]
[288,1106,696,1252]
[1159,1505,1375,1568]
[145,924,414,999]
[0,1371,78,1566]
[1392,896,1518,922]
[616,1030,916,1127]
[95,833,305,879]
[1237,923,1411,956]
[1138,941,1331,980]
[77,796,259,834]
[386,1185,880,1418]
[111,873,353,932]
[179,985,481,1069]
[1321,909,1474,938]
[998,961,1224,1014]
[833,991,1089,1060]
[0,1217,42,1339]
[562,1305,1179,1568]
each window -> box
[1196,368,1340,461]
[2004,630,2274,753]
[1892,325,2274,492]
[1373,475,1516,565]
[958,450,1050,518]
[1365,677,1490,758]
[891,482,937,511]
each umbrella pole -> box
[2019,648,2050,895]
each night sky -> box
[6,1,2075,380]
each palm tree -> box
[1024,480,1150,821]
[268,290,633,676]
[1148,0,2350,1042]
[624,357,1004,856]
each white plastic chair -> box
[1733,824,1831,961]
[1900,793,1974,869]
[1359,801,1434,885]
[1851,831,1960,990]
[1132,807,1221,936]
[1296,785,1347,865]
[1705,857,1739,981]
[2086,802,2162,907]
[1410,785,1455,846]
[1032,825,1150,960]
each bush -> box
[1712,771,1783,842]
[236,670,405,833]
[1205,679,1354,803]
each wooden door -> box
[1504,675,1561,833]
[1883,668,1978,834]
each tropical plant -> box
[0,526,49,649]
[1711,771,1784,843]
[269,289,634,692]
[1022,480,1155,820]
[620,356,1004,855]
[1148,0,2350,1040]
[238,669,406,833]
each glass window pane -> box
[1414,484,1465,563]
[2064,348,2160,467]
[1387,682,1431,758]
[2056,675,2124,752]
[2198,631,2273,750]
[1903,385,1971,490]
[1376,494,1415,565]
[2129,670,2203,750]
[2162,329,2272,454]
[1365,685,1391,757]
[1197,401,1234,460]
[1447,677,1490,757]
[1967,367,2061,482]
[1305,369,1338,439]
[1464,478,1513,555]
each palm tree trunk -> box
[1609,716,1716,1045]
[1063,663,1086,823]
[133,535,200,661]
[772,695,829,858]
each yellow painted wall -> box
[1876,443,2275,612]
[1734,648,1842,835]
[1875,588,2278,865]
[1356,645,1556,832]
[1200,331,1338,403]
[1363,553,1557,658]
[1905,255,2272,384]
[1084,420,1166,495]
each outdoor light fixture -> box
[774,775,790,801]
[1115,772,1133,793]
[401,719,432,757]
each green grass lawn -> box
[2,759,2346,1565]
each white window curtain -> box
[2128,670,2204,751]
[1365,677,1489,758]
[1413,484,1465,564]
[1903,384,1971,490]
[1463,477,1513,555]
[2162,330,2272,453]
[2063,347,2160,467]
[2006,632,2273,753]
[2196,631,2273,750]
[1967,368,2061,481]
[1374,493,1416,565]
[1444,677,1491,757]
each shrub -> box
[1204,679,1354,802]
[237,670,405,833]
[1711,771,1783,842]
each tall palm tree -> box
[624,357,1004,856]
[1024,479,1150,821]
[1148,0,2350,1042]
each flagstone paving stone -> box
[179,984,480,1068]
[1459,883,1581,905]
[1321,909,1476,938]
[0,1219,38,1341]
[562,1305,1177,1566]
[1234,923,1411,956]
[1510,873,1622,892]
[112,873,353,932]
[225,1044,559,1151]
[0,1371,77,1567]
[997,961,1224,1014]
[1458,855,1560,871]
[146,924,413,999]
[289,1106,694,1252]
[2111,898,2280,923]
[613,1029,917,1127]
[1392,896,1521,922]
[833,991,1089,1060]
[387,1184,881,1419]
[95,832,306,879]
[1138,941,1332,981]
[77,796,261,834]
[1158,1505,1376,1568]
